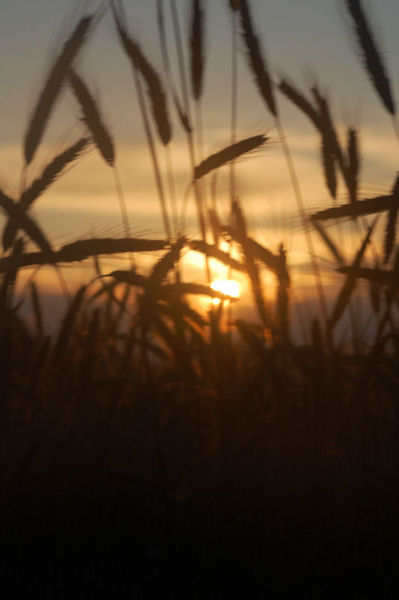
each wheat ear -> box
[190,0,205,102]
[194,135,267,180]
[24,15,94,165]
[3,138,89,251]
[69,70,114,165]
[344,0,396,116]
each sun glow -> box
[210,279,240,300]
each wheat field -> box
[1,1,399,597]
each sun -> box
[210,279,240,301]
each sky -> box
[1,0,399,331]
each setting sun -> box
[210,279,240,300]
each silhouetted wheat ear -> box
[237,0,277,117]
[22,138,89,209]
[311,87,341,159]
[278,78,339,197]
[312,193,397,221]
[69,70,115,166]
[3,137,89,251]
[320,135,337,199]
[347,127,359,203]
[24,15,93,165]
[105,270,146,288]
[231,197,248,236]
[148,238,185,290]
[345,0,396,116]
[188,240,245,272]
[278,78,321,129]
[172,89,192,133]
[156,0,192,133]
[60,237,168,261]
[190,0,205,101]
[208,207,223,245]
[194,134,267,179]
[160,282,230,300]
[112,5,171,146]
[228,233,281,274]
[138,238,185,332]
[0,238,167,274]
[230,199,270,328]
[384,173,399,263]
[0,189,53,256]
[338,265,397,288]
[311,85,354,198]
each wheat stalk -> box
[188,240,245,272]
[194,134,267,180]
[0,237,168,274]
[238,0,277,117]
[139,239,185,333]
[0,190,53,256]
[190,0,205,102]
[311,85,354,201]
[344,0,396,116]
[312,192,398,221]
[103,270,146,288]
[3,138,89,251]
[111,1,172,241]
[24,14,94,165]
[278,78,321,129]
[69,70,114,166]
[347,127,360,202]
[112,2,171,146]
[320,134,337,199]
[156,0,191,134]
[338,265,397,288]
[232,1,329,337]
[231,199,270,329]
[161,282,231,300]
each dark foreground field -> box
[3,426,399,598]
[2,331,399,598]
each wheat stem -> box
[275,117,330,342]
[132,56,171,242]
[169,0,210,281]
